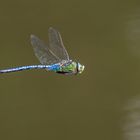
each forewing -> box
[48,27,69,61]
[30,35,61,65]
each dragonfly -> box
[0,27,84,75]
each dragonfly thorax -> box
[56,61,84,75]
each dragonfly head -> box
[77,62,85,74]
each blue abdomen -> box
[47,63,61,72]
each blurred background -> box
[0,0,140,140]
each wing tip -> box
[49,27,57,32]
[30,34,39,42]
[49,27,53,30]
[30,34,38,45]
[30,34,35,39]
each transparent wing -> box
[30,35,61,65]
[48,27,70,61]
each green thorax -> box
[59,61,77,74]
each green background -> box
[0,0,140,140]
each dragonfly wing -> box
[48,27,70,61]
[30,35,61,65]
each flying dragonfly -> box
[0,27,84,75]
